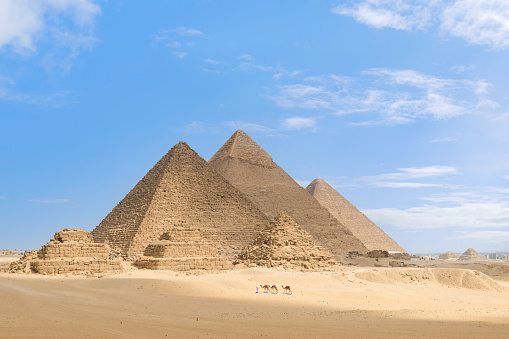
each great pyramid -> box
[208,130,367,255]
[92,142,270,258]
[458,248,486,261]
[306,178,405,253]
[238,213,337,269]
[134,221,233,271]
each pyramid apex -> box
[209,129,275,167]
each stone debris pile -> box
[134,222,233,271]
[439,251,460,260]
[458,248,486,261]
[237,213,338,269]
[10,228,121,274]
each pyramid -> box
[238,213,337,268]
[458,248,486,261]
[11,228,121,274]
[439,251,460,260]
[92,142,270,258]
[208,130,367,255]
[134,221,233,271]
[306,179,405,253]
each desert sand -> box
[1,263,509,338]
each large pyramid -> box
[306,179,405,253]
[92,142,270,258]
[208,130,367,255]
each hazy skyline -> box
[1,1,509,253]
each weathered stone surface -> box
[458,248,486,261]
[209,130,367,255]
[134,222,233,271]
[439,251,460,260]
[306,178,406,253]
[237,213,338,269]
[92,142,270,258]
[10,229,121,274]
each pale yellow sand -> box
[1,266,508,338]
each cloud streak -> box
[334,0,509,49]
[271,69,492,125]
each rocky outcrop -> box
[237,213,338,269]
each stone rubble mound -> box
[458,248,486,261]
[10,228,121,274]
[237,213,338,269]
[439,251,460,260]
[134,221,233,271]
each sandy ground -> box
[1,262,509,339]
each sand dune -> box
[1,266,508,338]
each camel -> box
[260,284,270,293]
[281,285,292,294]
[270,285,278,293]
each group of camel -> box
[259,285,292,294]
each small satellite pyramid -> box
[458,248,485,261]
[306,178,405,253]
[92,142,270,258]
[208,130,367,255]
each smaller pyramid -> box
[134,221,233,271]
[306,178,405,253]
[458,248,486,261]
[237,213,337,269]
[439,251,460,260]
[11,229,121,274]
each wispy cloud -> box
[224,121,275,134]
[0,75,73,106]
[0,0,101,55]
[453,231,509,243]
[29,199,69,204]
[372,182,441,188]
[204,58,223,65]
[364,202,509,229]
[425,137,458,143]
[270,69,492,125]
[281,117,317,130]
[450,64,475,74]
[154,27,203,58]
[366,166,459,181]
[333,0,509,49]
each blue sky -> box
[1,0,509,254]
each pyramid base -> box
[30,258,122,274]
[134,257,233,271]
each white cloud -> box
[0,0,101,55]
[0,76,73,105]
[239,53,254,61]
[281,117,316,130]
[450,64,475,74]
[453,231,509,242]
[204,59,223,65]
[172,51,187,59]
[170,27,203,36]
[504,175,509,180]
[29,199,69,204]
[271,70,492,125]
[333,0,509,49]
[364,201,509,229]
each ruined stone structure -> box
[209,130,367,255]
[92,142,270,258]
[134,221,232,271]
[306,178,406,253]
[11,229,121,274]
[458,248,486,261]
[238,213,337,269]
[439,251,460,260]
